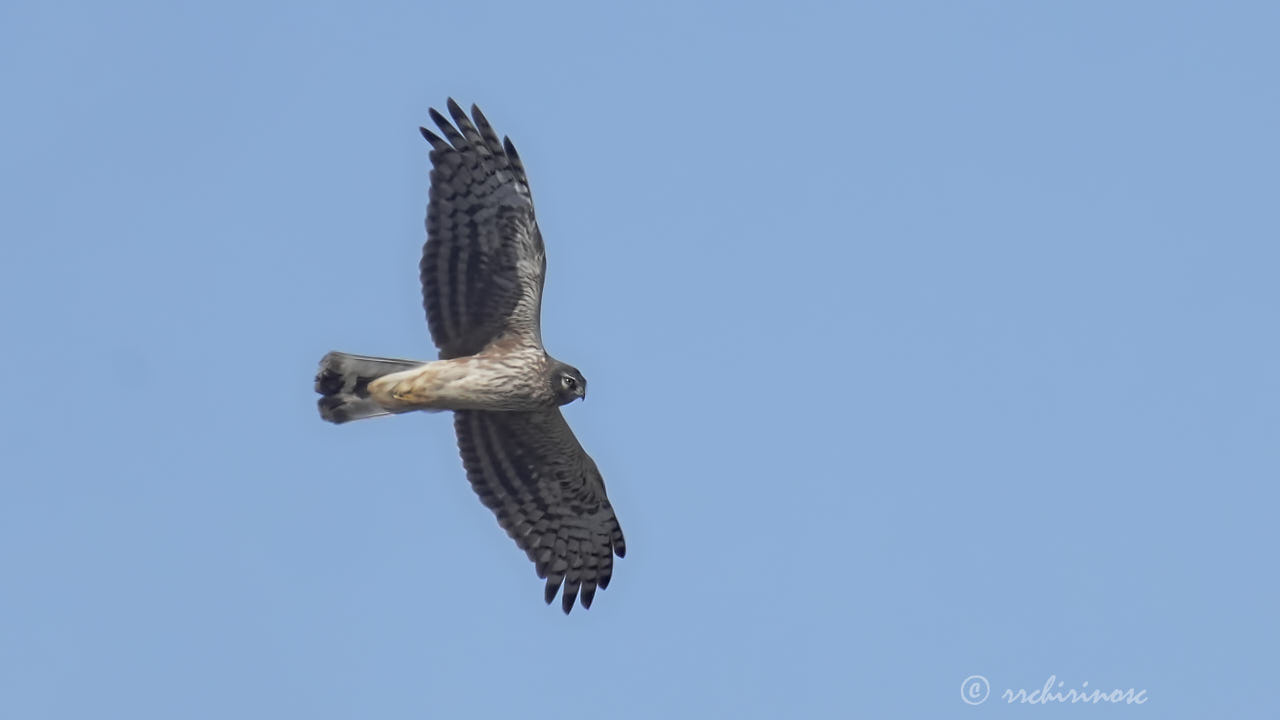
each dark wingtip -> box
[544,575,562,606]
[561,582,580,614]
[428,107,451,134]
[446,97,466,122]
[469,104,503,155]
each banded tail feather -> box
[315,352,424,424]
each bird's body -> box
[315,99,624,614]
[366,344,553,412]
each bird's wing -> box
[420,99,546,359]
[453,409,626,613]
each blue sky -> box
[2,1,1277,717]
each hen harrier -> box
[315,99,625,614]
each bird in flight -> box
[315,99,626,614]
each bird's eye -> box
[563,375,576,388]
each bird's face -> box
[553,366,587,405]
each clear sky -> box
[2,1,1277,717]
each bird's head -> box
[551,363,587,405]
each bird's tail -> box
[315,351,425,424]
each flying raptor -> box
[315,99,626,614]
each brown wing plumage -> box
[419,99,545,359]
[453,409,627,613]
[417,100,625,613]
